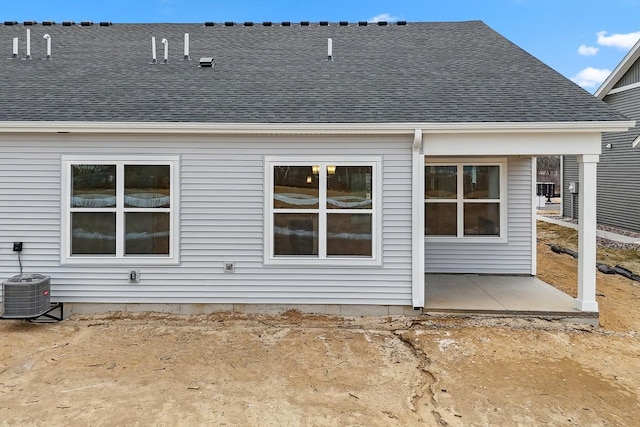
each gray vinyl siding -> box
[613,60,640,88]
[562,155,579,220]
[595,86,640,232]
[424,157,533,274]
[564,86,640,231]
[0,134,413,306]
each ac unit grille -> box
[2,275,51,318]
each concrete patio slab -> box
[424,274,597,322]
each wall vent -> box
[204,21,215,27]
[199,57,214,67]
[62,21,75,26]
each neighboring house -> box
[563,39,640,230]
[0,21,632,315]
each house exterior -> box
[0,21,632,316]
[563,38,640,231]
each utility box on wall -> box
[568,181,579,194]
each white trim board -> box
[0,120,634,135]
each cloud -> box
[368,13,399,23]
[596,31,640,49]
[570,67,611,88]
[578,45,599,56]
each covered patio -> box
[423,274,598,324]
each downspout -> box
[412,129,425,309]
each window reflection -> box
[71,165,116,208]
[125,212,170,255]
[425,203,457,236]
[71,212,116,254]
[273,166,319,209]
[274,213,318,256]
[125,165,171,208]
[327,213,372,256]
[463,166,500,199]
[425,166,457,199]
[464,203,500,236]
[327,166,372,210]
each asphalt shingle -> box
[0,21,628,123]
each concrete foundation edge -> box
[63,303,422,318]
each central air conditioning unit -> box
[1,274,51,319]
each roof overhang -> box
[0,121,634,135]
[595,38,640,99]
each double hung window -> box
[425,159,505,239]
[265,157,381,265]
[62,156,179,264]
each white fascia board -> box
[595,39,640,99]
[0,121,634,135]
[424,132,605,156]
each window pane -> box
[71,212,116,254]
[425,203,457,236]
[425,166,457,199]
[327,213,372,256]
[464,203,500,236]
[125,165,171,208]
[463,166,500,199]
[273,166,319,209]
[274,213,318,256]
[71,165,116,208]
[125,212,170,255]
[327,166,372,210]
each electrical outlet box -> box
[224,262,235,273]
[568,182,579,194]
[129,270,140,283]
[13,242,22,252]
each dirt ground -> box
[1,235,640,425]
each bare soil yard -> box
[1,222,639,426]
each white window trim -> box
[425,157,507,243]
[264,156,382,266]
[61,155,180,265]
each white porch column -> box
[576,154,599,312]
[411,129,425,308]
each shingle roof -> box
[0,21,628,123]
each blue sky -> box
[4,0,640,92]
